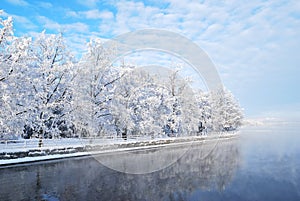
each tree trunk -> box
[122,128,127,140]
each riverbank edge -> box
[0,133,238,167]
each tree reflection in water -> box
[0,137,240,201]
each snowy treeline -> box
[0,14,243,139]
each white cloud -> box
[109,1,169,35]
[65,22,89,33]
[76,0,99,8]
[37,16,61,31]
[37,2,53,9]
[81,9,114,19]
[65,9,114,20]
[11,15,37,30]
[5,0,29,6]
[66,10,80,18]
[36,16,89,33]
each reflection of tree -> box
[0,138,239,201]
[87,138,240,201]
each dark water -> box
[0,124,300,201]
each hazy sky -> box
[1,0,300,118]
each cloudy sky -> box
[1,0,300,119]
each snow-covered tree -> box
[210,88,243,132]
[17,31,76,138]
[72,39,122,137]
[0,12,243,140]
[0,14,32,137]
[0,14,15,137]
[111,66,200,138]
[195,90,213,134]
[162,68,199,136]
[0,13,14,105]
[111,68,172,138]
[130,83,171,137]
[4,37,32,135]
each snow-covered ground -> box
[0,137,129,153]
[0,133,238,166]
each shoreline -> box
[0,133,238,168]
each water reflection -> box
[0,137,239,201]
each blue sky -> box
[1,0,300,119]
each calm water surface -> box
[0,123,300,201]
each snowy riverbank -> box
[0,133,238,167]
